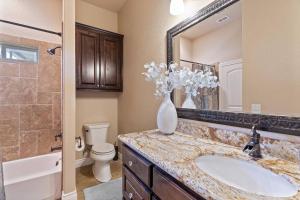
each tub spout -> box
[51,146,62,152]
[54,133,63,141]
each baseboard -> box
[75,157,93,168]
[61,190,77,200]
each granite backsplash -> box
[176,118,300,163]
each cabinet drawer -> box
[123,145,152,186]
[123,166,151,200]
[153,167,197,200]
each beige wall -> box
[180,37,193,61]
[62,0,76,195]
[75,1,119,159]
[242,0,300,116]
[75,0,118,32]
[118,0,214,134]
[120,0,300,118]
[191,19,242,64]
[76,92,119,144]
[0,0,62,44]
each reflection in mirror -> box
[172,0,300,117]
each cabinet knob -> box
[97,84,100,87]
[128,161,133,167]
[128,192,133,199]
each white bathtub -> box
[3,152,62,200]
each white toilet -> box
[84,122,116,182]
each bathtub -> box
[3,152,62,200]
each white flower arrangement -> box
[142,62,181,96]
[178,67,219,96]
[142,62,219,97]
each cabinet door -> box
[123,166,151,200]
[99,33,123,91]
[76,27,100,89]
[153,167,198,200]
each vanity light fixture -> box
[170,0,185,16]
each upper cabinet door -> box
[76,26,100,89]
[99,33,123,91]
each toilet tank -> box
[84,122,110,146]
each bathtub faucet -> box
[55,132,63,141]
[51,146,62,152]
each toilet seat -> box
[91,143,115,155]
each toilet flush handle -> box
[128,192,133,199]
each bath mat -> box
[83,178,122,200]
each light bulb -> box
[170,0,185,16]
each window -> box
[0,43,39,63]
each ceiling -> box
[180,1,241,40]
[82,0,128,12]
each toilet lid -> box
[92,143,114,154]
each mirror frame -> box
[167,0,300,136]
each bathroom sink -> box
[195,155,298,197]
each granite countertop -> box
[118,130,300,200]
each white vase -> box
[182,93,196,109]
[157,93,178,135]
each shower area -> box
[0,1,63,199]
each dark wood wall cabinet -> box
[76,23,123,91]
[122,144,205,200]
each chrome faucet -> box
[243,125,262,159]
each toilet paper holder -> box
[75,136,82,148]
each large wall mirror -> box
[167,0,300,135]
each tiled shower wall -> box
[0,33,62,161]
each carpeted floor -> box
[83,178,122,200]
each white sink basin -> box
[195,155,298,197]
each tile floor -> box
[76,160,122,200]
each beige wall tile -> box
[37,129,58,154]
[0,33,20,44]
[1,146,19,162]
[0,18,61,162]
[0,105,19,120]
[19,37,40,49]
[20,131,38,158]
[38,54,61,92]
[0,119,19,147]
[18,78,37,104]
[0,77,19,97]
[20,63,38,78]
[20,105,53,130]
[0,77,37,104]
[52,93,61,130]
[0,62,19,77]
[37,92,53,104]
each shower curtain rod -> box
[180,59,213,67]
[0,19,62,37]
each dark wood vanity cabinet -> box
[122,144,205,200]
[76,23,123,91]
